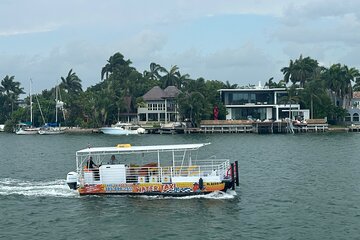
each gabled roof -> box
[142,86,181,101]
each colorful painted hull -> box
[78,182,229,196]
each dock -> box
[199,120,253,133]
[197,119,329,134]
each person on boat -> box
[108,155,117,165]
[86,156,98,169]
[86,156,100,181]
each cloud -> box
[151,43,280,86]
[0,23,60,37]
[3,0,360,94]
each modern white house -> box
[137,86,181,123]
[218,87,309,121]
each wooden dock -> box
[197,119,329,134]
[199,120,253,133]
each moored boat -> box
[16,79,39,135]
[66,143,239,196]
[15,122,39,135]
[100,122,146,135]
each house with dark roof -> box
[137,86,181,123]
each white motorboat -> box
[66,142,239,196]
[100,122,146,135]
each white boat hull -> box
[38,128,64,135]
[16,128,40,135]
[100,127,144,135]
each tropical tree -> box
[281,55,319,87]
[279,85,300,120]
[177,91,206,126]
[265,78,286,88]
[159,65,181,89]
[225,81,238,89]
[101,52,133,81]
[0,75,25,118]
[324,64,359,109]
[60,69,83,94]
[143,62,162,83]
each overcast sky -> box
[1,0,360,94]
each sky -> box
[1,0,360,95]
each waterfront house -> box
[137,86,181,123]
[218,86,309,121]
[345,91,360,124]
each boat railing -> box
[78,159,230,185]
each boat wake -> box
[0,178,77,198]
[176,190,237,200]
[139,190,237,200]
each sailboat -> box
[16,79,39,135]
[38,84,65,135]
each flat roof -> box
[218,88,287,92]
[77,143,211,154]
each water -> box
[1,133,360,239]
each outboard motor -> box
[66,172,78,190]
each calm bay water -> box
[1,132,360,239]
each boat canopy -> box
[76,143,211,155]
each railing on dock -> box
[198,119,328,134]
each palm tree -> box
[225,81,238,89]
[159,65,181,88]
[324,64,358,109]
[281,55,319,87]
[0,75,25,116]
[143,62,163,82]
[281,60,295,85]
[301,67,326,119]
[279,85,300,120]
[101,52,132,80]
[177,91,205,126]
[60,69,83,94]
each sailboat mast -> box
[30,79,33,124]
[55,85,58,123]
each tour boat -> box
[100,122,146,135]
[66,143,239,196]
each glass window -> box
[353,113,359,122]
[345,113,351,122]
[148,113,158,121]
